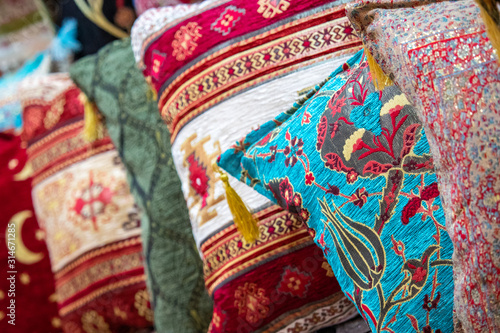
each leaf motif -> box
[319,198,385,291]
[316,116,328,151]
[285,129,291,141]
[302,111,312,125]
[400,123,421,158]
[401,197,422,225]
[324,153,352,173]
[406,313,419,333]
[363,160,393,175]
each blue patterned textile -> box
[218,50,455,333]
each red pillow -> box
[20,73,153,332]
[0,132,61,332]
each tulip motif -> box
[318,198,385,291]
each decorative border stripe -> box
[58,274,146,316]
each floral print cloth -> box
[218,50,455,333]
[346,1,500,331]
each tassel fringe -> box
[147,85,158,101]
[79,92,104,142]
[365,46,393,91]
[476,0,500,63]
[213,163,259,243]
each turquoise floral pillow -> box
[218,50,455,333]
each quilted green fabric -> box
[69,38,212,333]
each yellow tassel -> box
[79,92,104,142]
[147,85,157,101]
[145,76,158,101]
[476,0,500,64]
[364,46,393,91]
[213,163,260,243]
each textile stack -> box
[0,1,498,333]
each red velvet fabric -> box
[0,132,61,332]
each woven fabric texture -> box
[132,1,365,331]
[218,50,455,333]
[133,0,202,15]
[20,73,153,333]
[69,38,213,333]
[346,1,500,330]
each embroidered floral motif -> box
[151,50,166,80]
[234,282,271,324]
[81,310,111,333]
[257,0,290,19]
[211,306,227,331]
[218,51,454,333]
[211,6,245,36]
[266,177,310,223]
[346,2,500,329]
[422,292,441,312]
[160,12,359,139]
[172,22,202,61]
[73,171,115,231]
[134,290,153,322]
[322,261,335,277]
[277,267,312,298]
[181,133,224,226]
[43,98,65,130]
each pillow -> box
[0,132,61,332]
[218,50,455,333]
[132,1,363,331]
[20,73,153,333]
[346,1,500,330]
[69,38,213,333]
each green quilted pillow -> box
[69,38,212,333]
[218,50,455,333]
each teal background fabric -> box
[218,50,455,333]
[70,38,212,333]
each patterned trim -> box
[27,119,84,154]
[32,143,114,185]
[157,7,360,140]
[132,0,220,64]
[262,293,358,333]
[58,275,147,316]
[56,252,144,302]
[202,206,314,294]
[54,237,142,278]
[28,117,114,186]
[170,48,359,142]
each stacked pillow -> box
[217,50,455,333]
[20,73,153,333]
[132,1,363,331]
[70,38,213,333]
[346,1,500,330]
[0,133,61,333]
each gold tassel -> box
[365,46,393,91]
[79,92,104,142]
[476,0,500,63]
[145,76,158,101]
[147,85,157,101]
[213,163,260,243]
